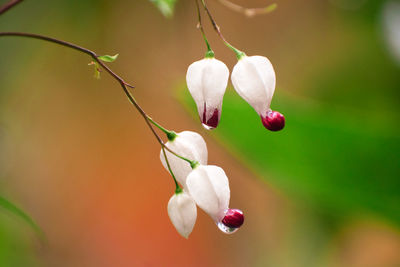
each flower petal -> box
[160,131,208,187]
[168,191,197,238]
[186,58,229,128]
[186,165,230,222]
[231,55,276,116]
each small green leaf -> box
[98,54,119,63]
[94,62,101,79]
[88,61,101,79]
[0,196,46,243]
[150,0,178,18]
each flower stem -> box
[0,0,199,184]
[200,0,246,60]
[0,32,196,178]
[0,32,134,88]
[147,116,177,141]
[161,147,182,193]
[195,0,214,58]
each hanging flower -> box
[164,162,244,237]
[231,55,285,131]
[186,164,230,222]
[160,131,207,188]
[186,56,229,130]
[167,190,197,238]
[185,164,245,234]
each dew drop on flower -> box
[217,221,240,234]
[217,208,244,234]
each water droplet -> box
[202,123,215,130]
[217,221,239,234]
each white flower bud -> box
[186,165,230,222]
[231,55,276,117]
[160,131,207,188]
[168,191,197,239]
[186,57,229,129]
[231,55,285,131]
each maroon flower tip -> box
[201,107,220,130]
[222,209,244,228]
[261,111,285,131]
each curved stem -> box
[147,116,177,141]
[195,0,214,58]
[0,32,195,170]
[147,116,168,134]
[161,147,181,193]
[200,0,245,59]
[113,80,194,165]
[0,32,134,88]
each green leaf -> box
[0,196,46,243]
[97,54,119,63]
[93,62,101,79]
[150,0,178,18]
[88,61,101,79]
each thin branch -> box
[120,85,192,164]
[161,147,181,193]
[0,0,23,15]
[195,0,212,53]
[201,0,224,42]
[216,0,277,17]
[0,32,194,165]
[0,32,134,88]
[200,0,245,58]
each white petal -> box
[160,131,208,187]
[231,55,276,116]
[186,58,229,125]
[168,191,197,238]
[186,165,230,222]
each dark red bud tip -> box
[201,108,220,130]
[222,209,244,228]
[261,111,285,131]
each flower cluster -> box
[161,131,244,238]
[158,0,284,239]
[187,54,285,131]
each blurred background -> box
[0,0,399,266]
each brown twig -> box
[0,0,196,185]
[0,32,193,167]
[0,0,23,15]
[201,0,224,41]
[0,32,134,88]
